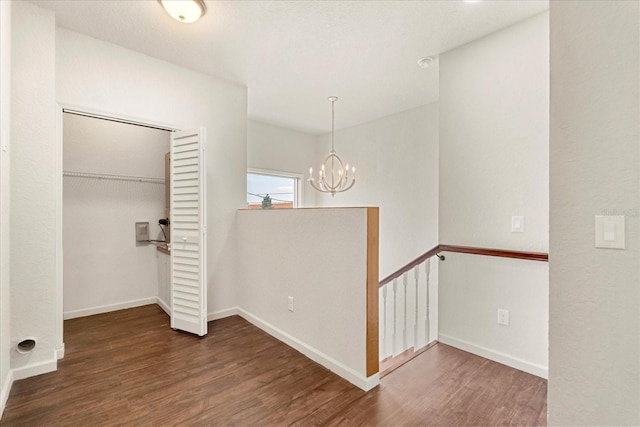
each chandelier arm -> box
[335,155,346,189]
[340,168,351,190]
[309,181,328,193]
[337,178,356,193]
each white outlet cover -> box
[497,309,510,326]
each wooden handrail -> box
[379,245,440,286]
[379,244,548,287]
[438,244,549,262]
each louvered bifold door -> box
[170,128,207,336]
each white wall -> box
[247,120,317,207]
[438,13,549,376]
[316,104,439,279]
[63,113,168,178]
[0,0,12,415]
[237,208,376,391]
[549,1,639,425]
[439,253,548,377]
[439,13,549,252]
[56,28,247,332]
[10,1,58,377]
[63,114,169,318]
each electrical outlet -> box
[497,309,509,326]
[135,221,150,242]
[287,296,294,312]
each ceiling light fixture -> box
[309,97,355,197]
[158,0,206,24]
[418,57,434,68]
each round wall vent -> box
[16,338,36,354]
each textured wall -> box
[11,2,58,369]
[63,114,169,317]
[439,253,548,377]
[548,1,640,424]
[0,0,12,415]
[10,1,58,372]
[247,120,318,208]
[439,13,549,376]
[440,13,549,251]
[237,208,371,388]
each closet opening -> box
[61,111,173,326]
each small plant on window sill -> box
[261,195,274,209]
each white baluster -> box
[414,265,420,351]
[425,258,431,345]
[402,273,408,351]
[381,285,387,360]
[392,278,398,356]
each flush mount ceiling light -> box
[158,0,206,24]
[418,57,434,68]
[308,96,356,197]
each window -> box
[247,170,302,209]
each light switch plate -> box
[595,215,625,249]
[511,216,524,233]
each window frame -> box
[247,168,304,208]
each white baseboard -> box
[11,357,57,381]
[208,307,239,321]
[63,297,157,320]
[0,370,14,418]
[55,344,65,360]
[156,297,170,316]
[438,333,548,379]
[236,308,379,391]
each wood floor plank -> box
[0,304,547,426]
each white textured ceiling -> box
[32,0,548,134]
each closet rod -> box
[63,171,165,185]
[62,109,176,132]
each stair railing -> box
[379,244,548,376]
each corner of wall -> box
[9,0,58,378]
[0,369,13,418]
[0,0,12,418]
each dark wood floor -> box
[1,305,547,426]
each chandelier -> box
[308,96,356,197]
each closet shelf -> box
[63,171,165,185]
